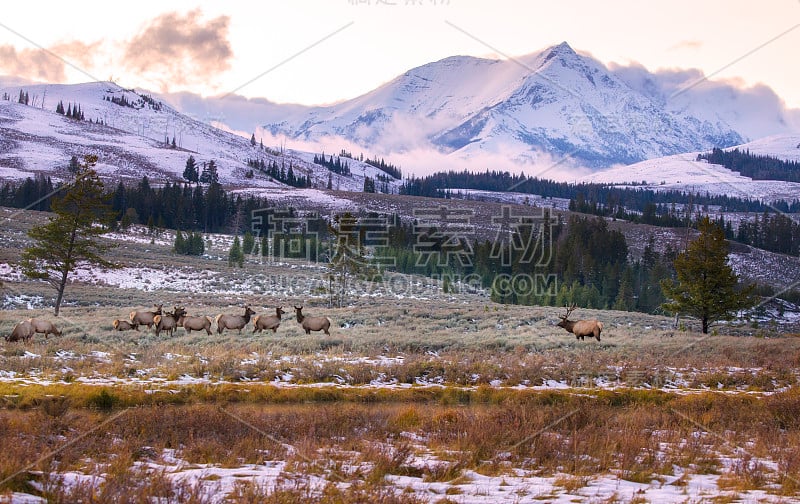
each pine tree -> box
[56,100,64,114]
[189,232,205,256]
[242,231,255,255]
[199,160,219,185]
[20,155,119,315]
[250,133,256,146]
[661,217,756,333]
[174,230,187,254]
[183,155,199,182]
[228,236,244,267]
[613,267,635,311]
[327,213,374,307]
[68,156,80,174]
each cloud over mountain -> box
[0,45,67,82]
[123,10,233,90]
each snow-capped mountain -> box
[0,81,403,192]
[260,42,795,169]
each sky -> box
[0,0,799,108]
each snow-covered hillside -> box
[580,134,800,202]
[0,82,403,193]
[258,42,796,169]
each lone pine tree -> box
[661,217,755,333]
[21,155,119,315]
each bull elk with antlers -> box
[557,304,603,341]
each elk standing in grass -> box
[215,305,255,334]
[154,307,186,337]
[5,320,33,343]
[182,314,214,335]
[27,318,62,339]
[130,304,163,331]
[556,304,603,341]
[294,306,331,335]
[253,307,286,334]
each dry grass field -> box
[1,207,799,503]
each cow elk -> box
[182,314,214,335]
[556,304,603,341]
[154,307,186,337]
[215,305,255,334]
[130,304,163,331]
[5,320,34,343]
[293,306,331,335]
[113,319,138,331]
[253,307,286,334]
[27,318,62,339]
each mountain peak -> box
[545,41,575,58]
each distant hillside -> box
[0,82,403,194]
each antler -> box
[561,303,577,319]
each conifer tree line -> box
[313,152,351,175]
[380,213,676,313]
[362,156,402,179]
[4,161,800,258]
[245,157,311,188]
[0,170,780,318]
[401,169,799,213]
[102,93,162,111]
[697,148,800,182]
[109,176,269,234]
[399,169,800,257]
[55,101,85,120]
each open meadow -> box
[1,207,799,503]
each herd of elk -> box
[4,301,606,345]
[556,303,603,341]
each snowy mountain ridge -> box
[579,134,800,202]
[257,42,796,170]
[0,81,403,193]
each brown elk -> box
[113,319,138,331]
[182,314,214,335]
[215,305,255,334]
[129,304,163,331]
[293,306,331,335]
[27,318,62,339]
[556,304,603,341]
[253,307,286,334]
[5,320,33,343]
[153,307,186,337]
